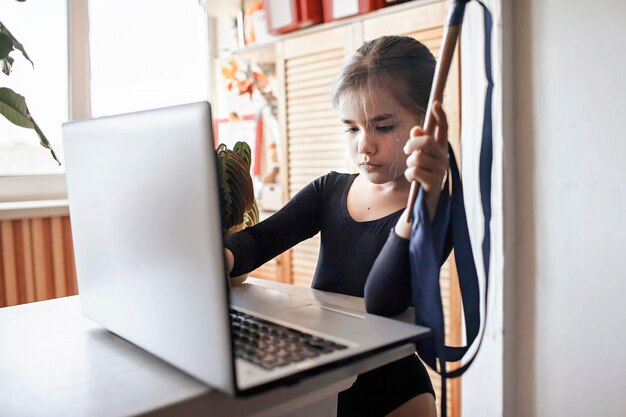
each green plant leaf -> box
[0,21,34,67]
[30,115,60,165]
[243,201,259,228]
[0,87,33,128]
[217,148,234,225]
[0,87,60,165]
[217,146,245,231]
[223,150,246,198]
[226,152,253,211]
[2,55,14,76]
[0,33,13,60]
[233,141,252,170]
[225,161,247,211]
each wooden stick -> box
[407,2,466,222]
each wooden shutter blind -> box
[284,46,347,287]
[250,257,280,281]
[286,48,346,196]
[0,216,78,307]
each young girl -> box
[225,36,450,417]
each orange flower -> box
[221,58,239,79]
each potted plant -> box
[216,141,259,284]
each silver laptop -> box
[62,102,430,396]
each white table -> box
[0,278,416,417]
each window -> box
[0,0,209,177]
[88,0,210,117]
[0,0,68,176]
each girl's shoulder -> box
[322,171,357,186]
[311,171,357,196]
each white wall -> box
[504,0,626,416]
[459,1,504,415]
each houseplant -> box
[217,140,259,233]
[0,16,59,165]
[217,141,259,284]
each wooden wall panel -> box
[281,43,349,287]
[0,216,77,308]
[1,221,18,306]
[251,257,280,282]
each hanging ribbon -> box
[408,1,494,416]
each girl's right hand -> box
[224,248,234,274]
[403,101,449,220]
[403,101,449,193]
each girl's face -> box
[339,87,422,186]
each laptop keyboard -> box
[229,309,348,370]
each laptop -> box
[62,102,430,397]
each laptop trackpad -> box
[230,283,311,313]
[271,304,365,337]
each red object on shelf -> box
[321,0,387,22]
[262,0,323,34]
[254,114,263,177]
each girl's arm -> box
[364,102,451,316]
[364,192,452,316]
[224,176,325,277]
[363,229,412,316]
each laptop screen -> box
[63,102,237,393]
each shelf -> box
[217,0,444,62]
[219,40,276,64]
